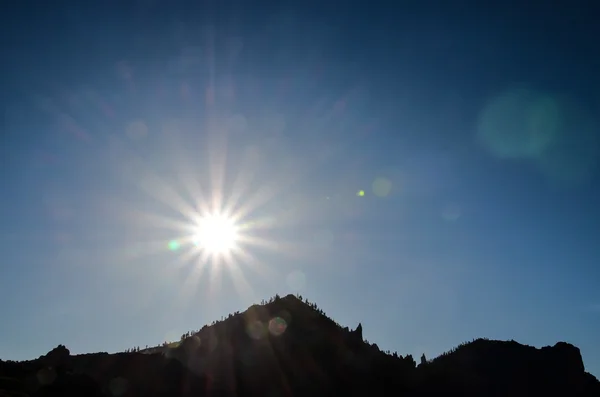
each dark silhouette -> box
[1,294,598,396]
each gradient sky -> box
[2,1,600,378]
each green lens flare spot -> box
[168,240,180,251]
[357,190,365,197]
[372,177,392,197]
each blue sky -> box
[2,1,600,378]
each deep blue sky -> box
[2,0,600,378]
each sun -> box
[193,213,239,255]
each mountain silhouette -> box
[1,293,598,396]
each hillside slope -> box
[1,294,598,397]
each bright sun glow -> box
[193,213,239,255]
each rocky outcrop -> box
[420,338,598,396]
[38,344,71,369]
[543,341,585,373]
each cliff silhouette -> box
[1,294,598,397]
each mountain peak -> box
[1,294,598,397]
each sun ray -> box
[174,256,209,313]
[111,136,200,222]
[169,243,204,271]
[222,149,260,216]
[224,256,255,303]
[207,122,228,213]
[120,240,179,261]
[176,166,209,215]
[236,234,281,252]
[223,166,254,218]
[229,183,278,222]
[226,155,310,223]
[159,119,212,214]
[232,246,278,280]
[137,172,199,220]
[207,254,225,296]
[125,209,195,233]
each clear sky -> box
[1,0,599,378]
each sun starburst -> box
[192,212,239,256]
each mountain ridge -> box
[1,293,598,397]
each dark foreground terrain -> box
[1,294,599,397]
